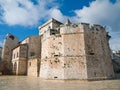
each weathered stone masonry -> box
[1,34,18,74]
[1,18,114,80]
[12,44,28,75]
[39,18,114,80]
[11,36,41,76]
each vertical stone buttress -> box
[39,19,64,79]
[83,24,114,80]
[60,24,88,79]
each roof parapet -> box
[38,18,63,30]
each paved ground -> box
[0,76,120,90]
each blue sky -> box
[0,0,120,50]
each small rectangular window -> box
[29,62,31,66]
[30,52,35,57]
[89,52,94,55]
[14,54,15,59]
[54,55,59,57]
[17,52,19,57]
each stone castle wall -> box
[82,24,114,79]
[39,19,114,80]
[40,35,64,79]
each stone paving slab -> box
[0,76,120,90]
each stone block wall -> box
[2,34,18,62]
[12,44,28,75]
[39,18,114,80]
[60,25,87,79]
[40,35,64,79]
[27,36,41,58]
[21,36,41,58]
[1,34,18,74]
[27,58,40,77]
[83,24,114,79]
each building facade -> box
[39,18,114,80]
[12,44,28,75]
[11,36,41,76]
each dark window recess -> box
[54,77,58,79]
[41,35,43,39]
[96,28,99,31]
[58,42,62,44]
[94,72,96,76]
[89,52,94,55]
[52,33,55,35]
[50,29,60,35]
[9,35,15,40]
[54,60,58,63]
[14,54,15,59]
[54,55,59,57]
[17,52,19,57]
[29,62,31,66]
[30,52,35,56]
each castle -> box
[0,18,115,80]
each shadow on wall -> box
[115,73,120,79]
[0,61,13,75]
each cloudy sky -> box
[0,0,120,50]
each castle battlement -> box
[39,19,107,41]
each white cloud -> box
[71,0,120,50]
[0,0,39,26]
[49,8,67,23]
[0,0,64,26]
